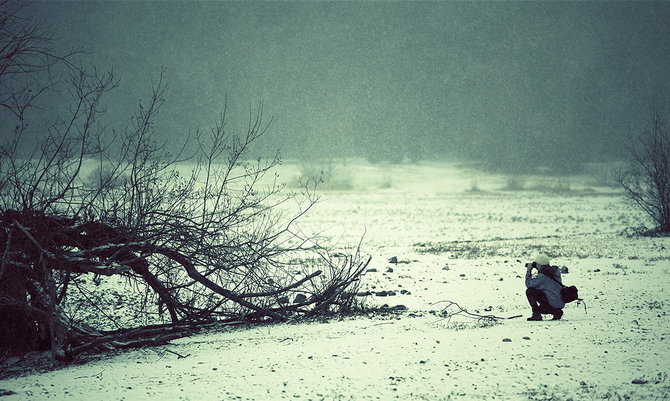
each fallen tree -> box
[0,86,370,361]
[0,207,369,360]
[0,1,369,362]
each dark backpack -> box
[560,285,579,303]
[546,270,586,312]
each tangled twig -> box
[430,300,522,325]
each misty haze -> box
[1,1,669,400]
[17,0,670,171]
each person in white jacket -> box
[525,253,565,321]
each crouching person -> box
[525,253,564,321]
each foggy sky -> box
[25,1,670,171]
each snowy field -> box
[1,161,669,400]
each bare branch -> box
[615,107,670,232]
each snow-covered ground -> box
[1,161,669,400]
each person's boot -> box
[527,313,542,321]
[552,309,563,320]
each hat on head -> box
[534,253,550,266]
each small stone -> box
[522,336,531,340]
[389,256,398,264]
[502,338,512,342]
[367,268,378,273]
[386,267,394,273]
